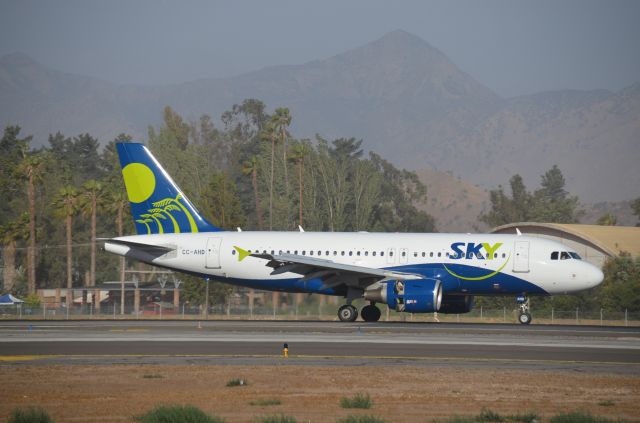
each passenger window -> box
[232,250,236,255]
[561,252,570,260]
[390,251,394,257]
[551,251,558,260]
[365,251,369,256]
[494,253,498,259]
[430,252,434,257]
[401,251,406,257]
[437,252,441,257]
[372,251,376,256]
[325,251,329,256]
[341,251,345,256]
[446,252,450,257]
[381,251,384,257]
[309,251,313,256]
[349,251,353,256]
[357,251,361,256]
[502,253,506,258]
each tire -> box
[338,305,358,322]
[518,312,532,325]
[361,304,381,322]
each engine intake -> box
[438,295,474,314]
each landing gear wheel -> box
[360,304,381,322]
[338,305,358,322]
[518,312,532,325]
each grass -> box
[336,416,388,423]
[339,393,373,409]
[8,407,55,423]
[549,411,633,423]
[433,409,539,423]
[598,400,616,407]
[250,399,282,406]
[226,378,248,387]
[134,405,225,423]
[253,415,298,423]
[142,374,164,379]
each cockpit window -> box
[569,252,582,260]
[560,251,570,260]
[551,251,558,260]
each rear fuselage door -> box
[206,237,222,269]
[513,241,530,273]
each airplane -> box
[105,142,604,324]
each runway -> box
[1,320,639,373]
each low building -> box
[491,223,640,268]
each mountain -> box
[1,30,639,203]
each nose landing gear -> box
[517,295,532,325]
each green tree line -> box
[0,100,433,303]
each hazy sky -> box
[1,0,639,97]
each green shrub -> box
[598,400,615,407]
[549,411,631,423]
[432,417,476,423]
[336,415,388,423]
[134,405,224,423]
[226,378,248,387]
[476,408,505,422]
[250,399,282,406]
[253,415,298,423]
[142,374,164,379]
[339,393,373,409]
[9,406,55,423]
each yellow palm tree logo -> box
[151,194,198,233]
[135,218,153,234]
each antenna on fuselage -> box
[298,225,305,232]
[516,228,522,236]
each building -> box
[491,223,640,268]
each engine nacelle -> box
[438,295,474,314]
[365,279,442,313]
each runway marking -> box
[0,353,638,367]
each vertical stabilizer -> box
[116,142,221,235]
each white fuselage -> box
[105,231,603,296]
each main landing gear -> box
[337,302,381,322]
[517,295,532,325]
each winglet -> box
[234,246,251,262]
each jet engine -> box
[364,279,442,313]
[438,295,474,314]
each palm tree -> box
[259,122,279,230]
[289,143,307,227]
[136,218,153,234]
[106,189,129,314]
[52,186,79,307]
[150,206,180,232]
[272,108,292,227]
[241,156,263,229]
[80,180,105,288]
[17,150,47,294]
[0,214,28,293]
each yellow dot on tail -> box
[122,163,156,203]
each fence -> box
[1,302,638,326]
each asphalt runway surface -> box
[1,320,639,374]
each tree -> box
[105,188,130,314]
[272,108,292,228]
[632,197,640,226]
[597,213,617,226]
[16,149,48,294]
[52,186,80,306]
[289,142,308,227]
[80,180,105,287]
[202,172,246,229]
[241,156,263,229]
[531,165,581,223]
[0,214,28,293]
[259,122,279,230]
[600,254,640,312]
[480,175,531,227]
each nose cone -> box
[586,265,604,288]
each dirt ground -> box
[1,364,638,422]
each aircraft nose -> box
[586,265,604,288]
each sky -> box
[1,0,639,98]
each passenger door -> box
[513,241,530,273]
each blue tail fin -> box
[116,142,221,234]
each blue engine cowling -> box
[384,279,443,313]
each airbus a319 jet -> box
[105,143,604,324]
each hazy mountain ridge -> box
[0,30,638,203]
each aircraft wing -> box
[243,248,422,289]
